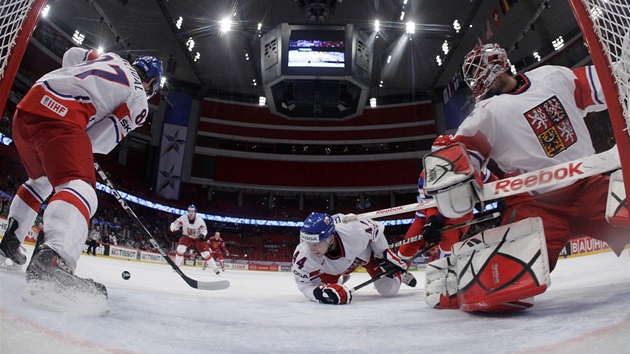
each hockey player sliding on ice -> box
[0,47,162,313]
[205,231,229,272]
[170,205,220,275]
[397,135,497,267]
[422,43,630,313]
[292,212,416,305]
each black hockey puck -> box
[122,271,131,280]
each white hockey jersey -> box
[170,215,208,239]
[291,214,387,302]
[17,47,149,155]
[454,65,606,194]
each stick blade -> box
[191,279,231,291]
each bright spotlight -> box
[406,22,415,34]
[220,18,232,32]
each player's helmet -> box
[462,43,511,103]
[187,204,196,218]
[431,134,454,152]
[300,212,335,244]
[132,55,163,99]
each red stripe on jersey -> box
[16,185,43,212]
[17,85,97,127]
[572,67,596,110]
[112,103,131,122]
[50,190,90,225]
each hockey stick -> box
[94,161,229,291]
[344,146,620,223]
[352,212,501,292]
[387,211,501,249]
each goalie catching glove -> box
[313,283,352,305]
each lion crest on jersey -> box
[524,95,576,157]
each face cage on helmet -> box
[462,45,510,102]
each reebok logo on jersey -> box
[40,95,68,117]
[493,162,584,195]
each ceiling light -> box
[194,52,200,62]
[552,36,564,50]
[370,98,377,108]
[176,17,183,29]
[186,37,195,51]
[400,11,405,21]
[436,56,442,66]
[374,20,380,32]
[406,22,415,34]
[442,41,449,55]
[533,52,541,61]
[220,18,232,32]
[72,30,85,45]
[41,5,50,17]
[453,20,461,33]
[259,96,266,106]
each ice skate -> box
[0,217,27,265]
[22,244,108,315]
[215,270,220,275]
[402,272,417,287]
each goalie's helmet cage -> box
[132,55,163,99]
[300,212,335,244]
[462,43,511,103]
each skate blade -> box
[22,280,109,316]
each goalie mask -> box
[462,43,511,103]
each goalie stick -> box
[352,212,501,292]
[344,146,620,223]
[94,161,229,291]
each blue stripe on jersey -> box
[587,66,604,104]
[64,187,92,215]
[41,81,91,102]
[24,182,45,203]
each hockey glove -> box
[313,284,352,305]
[423,216,445,244]
[378,249,407,278]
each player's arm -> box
[62,47,99,67]
[169,217,183,232]
[291,245,351,305]
[87,98,148,154]
[572,65,607,113]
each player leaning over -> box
[0,47,162,311]
[422,43,630,313]
[205,231,229,272]
[170,205,220,275]
[292,212,416,305]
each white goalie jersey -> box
[291,214,387,302]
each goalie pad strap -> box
[452,217,551,312]
[424,256,458,309]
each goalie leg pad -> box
[424,256,459,309]
[452,217,551,312]
[606,170,630,228]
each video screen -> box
[288,31,345,68]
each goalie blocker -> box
[425,217,551,313]
[423,143,485,218]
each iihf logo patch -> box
[40,95,68,117]
[524,95,576,157]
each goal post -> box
[0,0,48,117]
[569,0,630,220]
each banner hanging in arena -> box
[156,92,193,200]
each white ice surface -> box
[1,245,629,354]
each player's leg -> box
[175,237,193,267]
[397,216,426,261]
[0,110,53,265]
[197,240,220,275]
[363,257,405,296]
[23,118,107,308]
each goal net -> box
[0,0,47,117]
[569,0,630,216]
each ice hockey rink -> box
[1,245,629,354]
